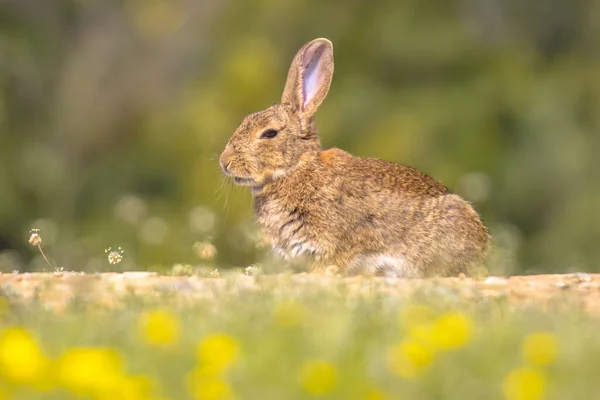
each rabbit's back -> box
[254,148,490,277]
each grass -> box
[0,272,599,400]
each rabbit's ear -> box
[281,38,334,116]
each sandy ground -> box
[1,272,600,315]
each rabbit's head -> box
[219,38,334,188]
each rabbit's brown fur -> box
[219,38,490,277]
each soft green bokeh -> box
[1,0,600,273]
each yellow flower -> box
[298,360,338,396]
[138,309,181,347]
[399,303,438,329]
[0,327,49,386]
[116,375,154,400]
[364,386,389,400]
[197,334,241,374]
[56,347,125,396]
[0,383,13,399]
[503,367,547,400]
[432,311,474,350]
[186,371,234,400]
[387,339,434,379]
[522,333,557,367]
[273,299,307,328]
[93,374,155,400]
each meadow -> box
[0,270,599,400]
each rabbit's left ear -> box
[281,38,334,117]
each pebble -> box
[483,276,509,286]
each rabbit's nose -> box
[222,160,232,174]
[219,151,232,175]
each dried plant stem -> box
[37,244,54,269]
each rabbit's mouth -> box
[233,176,259,186]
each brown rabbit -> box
[219,38,491,277]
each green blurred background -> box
[1,0,599,274]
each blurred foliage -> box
[1,0,600,273]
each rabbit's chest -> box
[253,197,326,260]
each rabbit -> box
[219,38,491,277]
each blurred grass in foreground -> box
[0,273,599,400]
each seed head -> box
[28,229,42,247]
[105,247,124,265]
[193,242,217,261]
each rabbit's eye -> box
[260,129,279,139]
